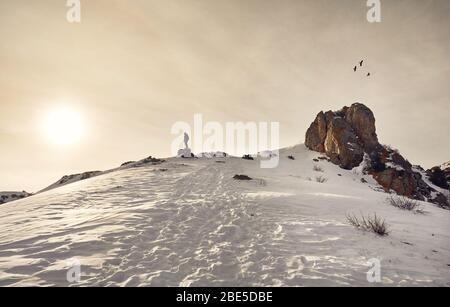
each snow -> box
[258,150,278,159]
[39,171,103,193]
[0,144,449,286]
[197,152,227,158]
[385,162,405,172]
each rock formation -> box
[426,162,450,189]
[0,191,32,205]
[305,103,449,208]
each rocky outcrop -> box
[0,191,32,205]
[426,163,450,189]
[305,111,328,153]
[323,116,364,169]
[306,103,379,169]
[305,103,449,208]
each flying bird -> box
[359,60,364,66]
[353,66,357,72]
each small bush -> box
[313,165,324,172]
[387,196,423,213]
[346,213,390,236]
[315,176,327,183]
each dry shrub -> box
[346,213,390,236]
[387,196,423,213]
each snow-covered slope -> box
[39,171,103,193]
[0,145,449,286]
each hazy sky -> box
[1,0,449,192]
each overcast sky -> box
[1,0,449,192]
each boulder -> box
[306,104,371,169]
[426,165,450,189]
[324,117,364,169]
[344,103,379,151]
[305,111,328,152]
[305,103,449,208]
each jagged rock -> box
[372,168,417,198]
[121,161,135,167]
[0,191,32,205]
[305,111,327,152]
[57,171,102,185]
[305,103,449,208]
[140,156,164,164]
[324,116,364,169]
[426,165,450,189]
[344,103,379,151]
[124,156,165,167]
[306,103,375,169]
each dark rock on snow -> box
[305,103,449,208]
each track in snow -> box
[0,149,449,286]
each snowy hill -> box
[38,156,165,194]
[38,171,103,193]
[0,145,449,286]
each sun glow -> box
[42,106,85,146]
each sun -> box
[42,106,86,146]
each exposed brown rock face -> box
[324,117,364,169]
[305,103,449,208]
[343,103,379,151]
[305,111,327,152]
[306,103,378,169]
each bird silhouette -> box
[353,66,357,72]
[359,60,364,66]
[367,72,371,77]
